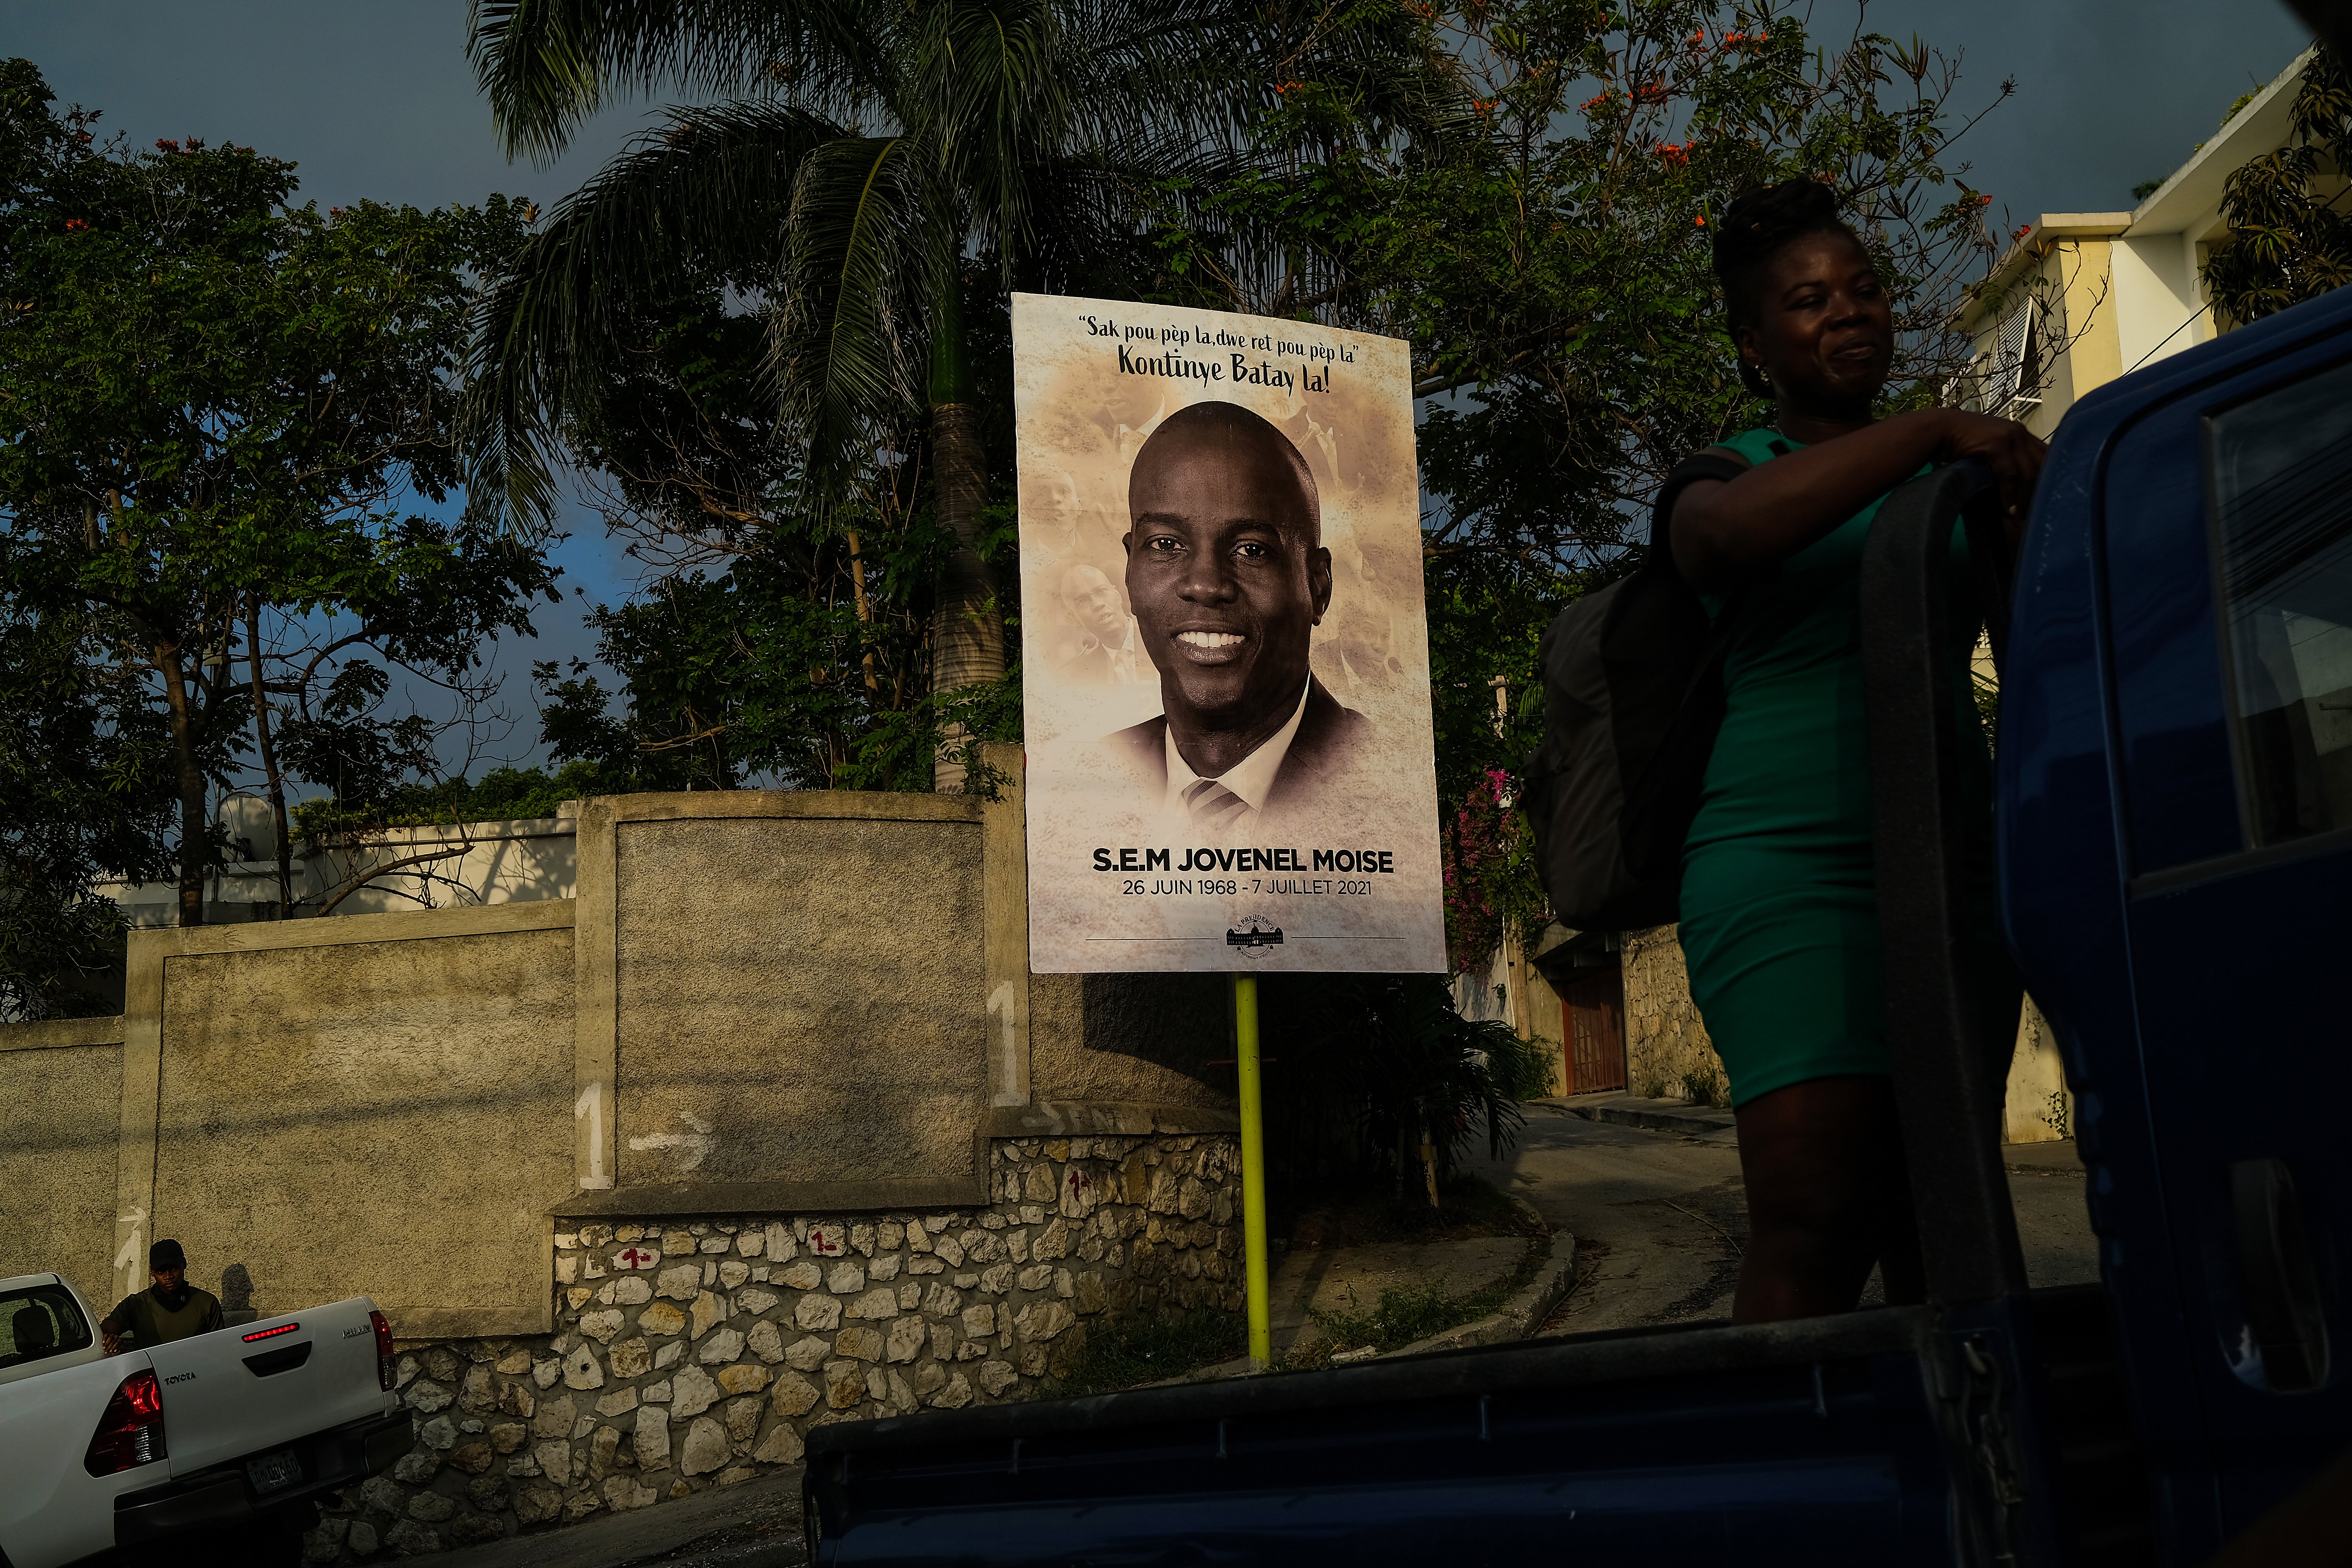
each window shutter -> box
[1992,297,2039,414]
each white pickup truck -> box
[0,1271,411,1568]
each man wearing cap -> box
[101,1240,225,1354]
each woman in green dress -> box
[1663,179,2047,1323]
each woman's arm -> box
[1671,407,2047,594]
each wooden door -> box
[1560,966,1627,1095]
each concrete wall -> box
[0,749,1248,1558]
[5,747,1233,1340]
[0,1015,126,1308]
[1450,931,1570,1097]
[2002,997,2075,1145]
[142,907,578,1337]
[609,808,986,1202]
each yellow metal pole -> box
[1234,973,1271,1370]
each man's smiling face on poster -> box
[1122,402,1332,744]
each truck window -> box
[2206,355,2352,847]
[0,1283,95,1369]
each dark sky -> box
[11,0,2314,773]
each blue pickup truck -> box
[800,282,2352,1565]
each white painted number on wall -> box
[114,1207,147,1288]
[574,1081,613,1189]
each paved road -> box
[1464,1101,2101,1335]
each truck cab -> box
[801,281,2352,1566]
[2001,274,2352,1556]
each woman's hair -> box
[1712,178,1861,396]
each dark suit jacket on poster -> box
[1105,675,1375,827]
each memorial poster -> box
[1012,293,1446,974]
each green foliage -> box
[287,762,630,838]
[463,0,1269,529]
[1439,766,1553,973]
[1170,2,2004,969]
[530,512,1024,796]
[0,599,174,1018]
[1484,1026,1558,1102]
[2204,43,2352,323]
[1259,973,1529,1213]
[2132,177,2167,202]
[1041,1310,1248,1396]
[0,58,554,922]
[1678,1059,1730,1108]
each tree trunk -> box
[245,607,296,916]
[157,645,209,928]
[845,529,879,694]
[926,272,1002,792]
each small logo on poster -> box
[1225,915,1284,953]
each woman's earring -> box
[1756,364,1771,389]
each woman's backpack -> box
[1517,448,1751,931]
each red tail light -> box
[370,1309,394,1391]
[84,1369,167,1475]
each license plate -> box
[246,1449,301,1494]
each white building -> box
[1957,43,2337,430]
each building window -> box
[1986,296,2043,417]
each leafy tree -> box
[0,59,555,925]
[1182,2,2004,962]
[531,514,1023,792]
[506,246,1020,792]
[1259,973,1537,1211]
[2205,41,2352,323]
[463,0,1274,788]
[287,762,629,835]
[0,600,174,1018]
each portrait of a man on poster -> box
[1095,400,1375,838]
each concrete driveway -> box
[1463,1100,2100,1335]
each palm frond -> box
[910,0,1067,262]
[465,99,842,534]
[770,134,949,506]
[468,0,886,160]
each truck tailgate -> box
[149,1298,389,1477]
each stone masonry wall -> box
[303,1135,1240,1562]
[1620,924,1726,1102]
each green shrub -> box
[1678,1061,1730,1110]
[1043,1311,1245,1396]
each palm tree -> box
[463,0,1263,788]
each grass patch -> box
[1288,1231,1554,1366]
[1041,1309,1246,1397]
